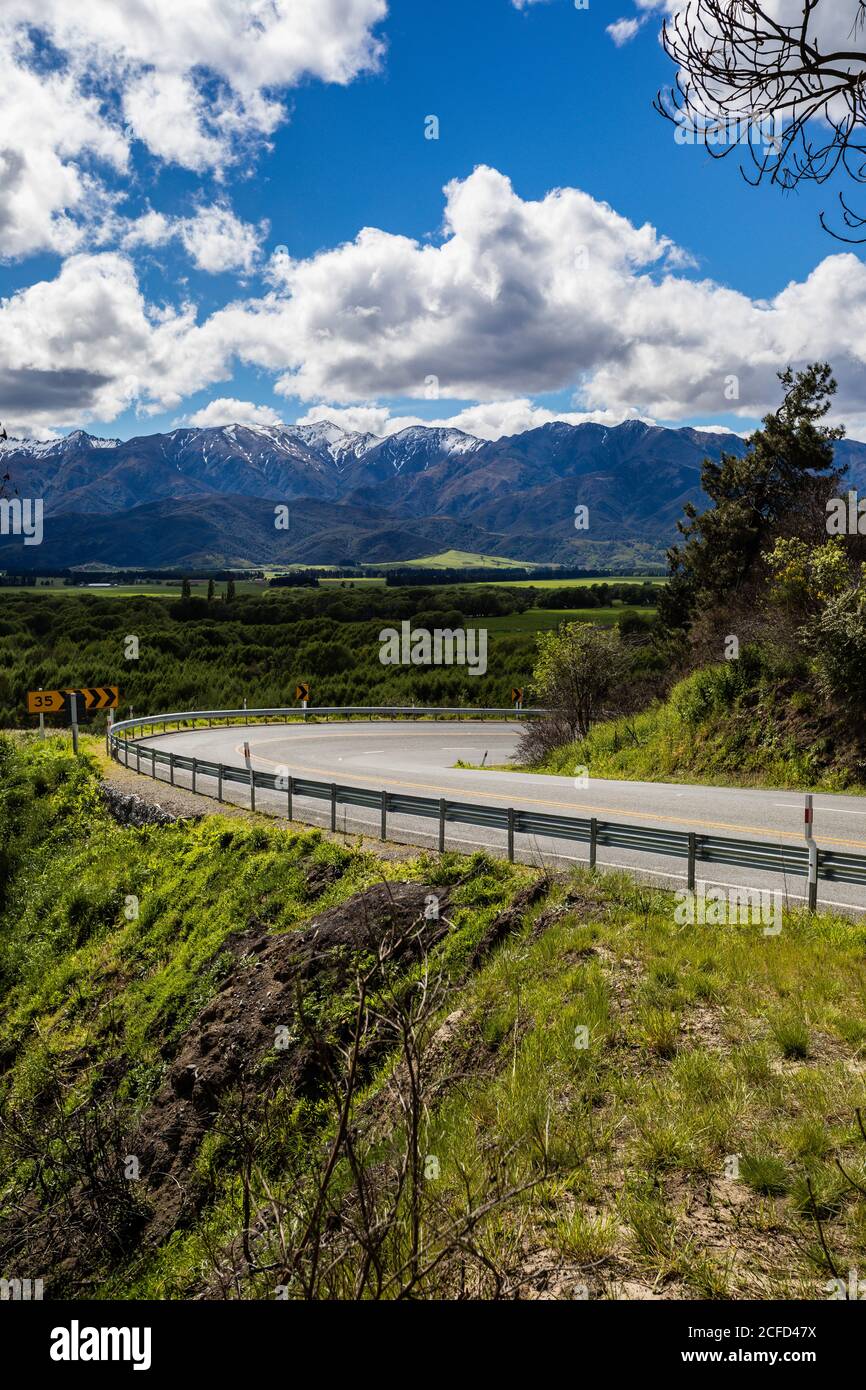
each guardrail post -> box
[507,806,515,863]
[136,743,141,774]
[287,775,293,821]
[217,764,223,802]
[439,799,446,854]
[191,757,197,795]
[380,789,388,840]
[808,842,818,912]
[805,794,818,911]
[250,767,256,813]
[590,817,598,870]
[170,753,175,786]
[151,748,156,779]
[330,783,337,832]
[687,833,697,892]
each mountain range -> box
[2,418,865,570]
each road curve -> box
[133,720,866,914]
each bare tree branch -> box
[655,1,866,238]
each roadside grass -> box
[525,664,866,793]
[2,736,866,1299]
[379,875,866,1299]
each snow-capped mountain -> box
[0,420,489,515]
[292,421,379,464]
[2,416,865,569]
[0,429,121,458]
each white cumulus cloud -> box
[9,168,866,437]
[178,206,266,275]
[297,400,649,440]
[607,18,642,46]
[121,204,266,274]
[185,398,283,428]
[0,1,388,258]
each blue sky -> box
[1,0,864,441]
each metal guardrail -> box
[110,706,543,738]
[107,707,866,902]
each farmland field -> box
[15,578,270,598]
[470,575,667,589]
[395,550,529,569]
[317,576,387,588]
[471,606,655,633]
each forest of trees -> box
[0,582,658,728]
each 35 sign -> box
[27,686,120,715]
[27,690,66,714]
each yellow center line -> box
[232,736,866,851]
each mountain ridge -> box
[2,418,864,568]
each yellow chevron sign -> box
[74,686,120,711]
[296,682,310,702]
[27,686,120,715]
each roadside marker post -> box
[511,687,524,716]
[70,692,79,756]
[805,794,818,911]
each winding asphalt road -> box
[132,720,866,914]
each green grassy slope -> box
[2,737,865,1300]
[526,663,866,794]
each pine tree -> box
[661,363,844,630]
